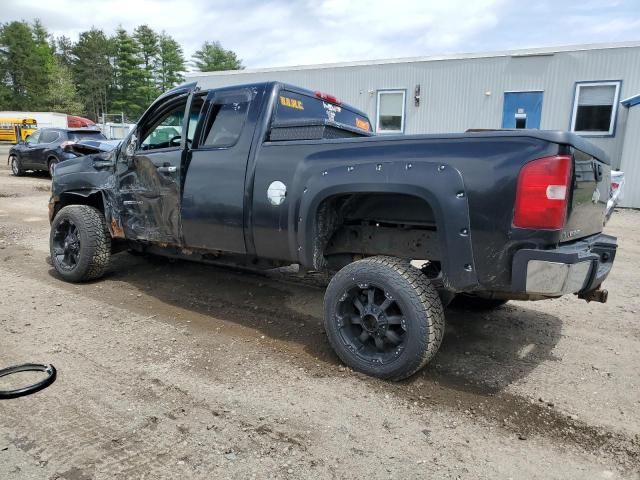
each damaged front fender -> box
[50,149,124,238]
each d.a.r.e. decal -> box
[279,96,304,110]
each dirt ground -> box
[0,143,638,479]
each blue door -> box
[502,91,543,129]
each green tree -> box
[157,32,185,91]
[72,28,113,120]
[54,35,75,68]
[134,24,160,103]
[192,41,243,72]
[111,27,146,119]
[48,57,83,114]
[0,20,53,110]
[31,19,55,107]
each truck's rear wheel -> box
[323,256,445,381]
[50,205,111,282]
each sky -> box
[1,0,639,69]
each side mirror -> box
[125,133,138,158]
[24,135,31,144]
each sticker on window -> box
[279,96,304,110]
[355,117,370,131]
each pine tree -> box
[134,25,160,103]
[30,19,55,108]
[192,41,243,72]
[55,35,75,68]
[157,32,186,91]
[72,28,112,120]
[111,27,147,119]
[0,20,56,110]
[0,21,34,107]
[48,57,83,114]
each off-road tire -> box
[10,156,24,176]
[324,256,445,381]
[50,205,111,282]
[450,294,508,310]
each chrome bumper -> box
[512,233,617,297]
[525,260,592,295]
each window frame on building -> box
[376,89,406,134]
[570,80,622,137]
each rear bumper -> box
[512,233,617,297]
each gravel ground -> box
[0,144,638,479]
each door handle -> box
[157,166,177,173]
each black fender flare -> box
[294,160,479,291]
[53,189,114,230]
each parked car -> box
[8,128,108,177]
[48,81,617,381]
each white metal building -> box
[187,42,640,207]
[619,94,640,208]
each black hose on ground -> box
[0,364,57,399]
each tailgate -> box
[562,148,610,242]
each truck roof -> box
[168,80,370,123]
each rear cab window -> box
[69,131,107,142]
[273,89,372,135]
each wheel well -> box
[54,192,105,219]
[313,193,441,271]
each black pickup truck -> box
[48,81,617,380]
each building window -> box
[570,81,621,136]
[376,90,405,134]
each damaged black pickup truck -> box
[49,81,617,380]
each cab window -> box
[198,91,252,149]
[138,95,205,151]
[187,94,206,143]
[140,107,185,150]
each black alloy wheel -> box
[324,256,445,380]
[335,283,408,364]
[51,218,81,272]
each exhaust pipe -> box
[578,287,608,304]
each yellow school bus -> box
[0,118,38,143]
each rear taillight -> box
[513,155,572,230]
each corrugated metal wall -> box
[619,105,640,208]
[188,44,640,170]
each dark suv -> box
[9,128,108,177]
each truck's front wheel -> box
[324,256,445,381]
[50,205,111,282]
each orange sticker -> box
[355,117,370,131]
[279,96,304,110]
